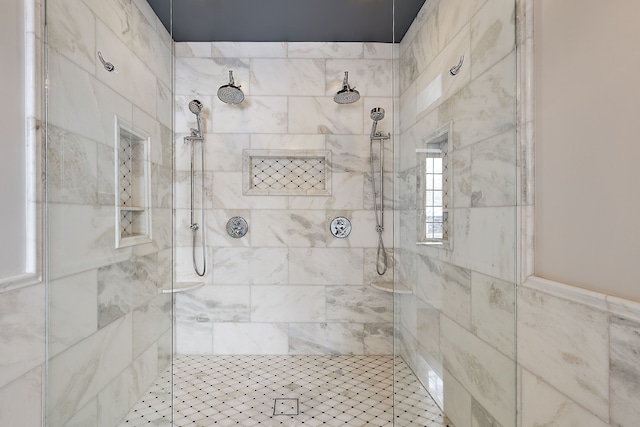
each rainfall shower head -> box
[334,71,360,104]
[217,70,245,104]
[370,107,385,122]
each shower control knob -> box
[226,217,248,238]
[330,217,352,238]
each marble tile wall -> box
[174,41,395,356]
[38,0,174,425]
[395,0,518,426]
[518,277,640,427]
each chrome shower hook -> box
[449,55,464,76]
[98,51,115,72]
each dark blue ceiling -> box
[147,0,426,43]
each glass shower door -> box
[44,0,174,425]
[393,0,518,425]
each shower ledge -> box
[370,282,412,294]
[161,282,205,294]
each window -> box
[417,123,452,247]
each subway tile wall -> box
[174,41,396,356]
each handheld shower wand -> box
[186,99,207,277]
[369,108,391,276]
[188,99,204,137]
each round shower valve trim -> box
[226,217,248,238]
[330,217,352,238]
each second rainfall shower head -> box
[334,71,360,104]
[218,70,245,104]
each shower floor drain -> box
[273,398,299,416]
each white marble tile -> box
[60,399,97,427]
[0,366,42,427]
[175,42,212,58]
[288,42,363,59]
[452,144,472,208]
[521,369,609,427]
[174,170,215,210]
[49,270,98,357]
[470,0,516,80]
[415,24,471,118]
[289,323,364,355]
[453,206,516,282]
[95,21,157,116]
[443,370,472,427]
[174,246,214,284]
[517,286,610,421]
[441,315,515,427]
[176,321,213,355]
[129,6,172,87]
[212,42,287,58]
[414,255,442,309]
[363,323,393,355]
[47,0,95,73]
[176,133,250,172]
[289,97,363,135]
[132,294,172,358]
[47,52,133,147]
[610,316,640,427]
[416,303,440,360]
[471,272,515,358]
[289,248,363,285]
[46,125,98,205]
[326,134,370,173]
[250,133,326,150]
[250,58,325,96]
[0,285,45,390]
[213,323,288,355]
[327,286,393,323]
[97,344,158,427]
[251,285,326,322]
[212,96,288,134]
[326,59,393,98]
[48,314,132,427]
[287,172,364,211]
[250,210,328,247]
[436,0,486,48]
[176,285,250,322]
[438,52,516,150]
[470,130,517,208]
[398,9,439,93]
[364,43,393,60]
[213,247,289,285]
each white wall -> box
[534,0,640,302]
[0,0,26,278]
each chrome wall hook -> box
[449,55,464,76]
[98,51,115,72]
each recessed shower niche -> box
[115,117,152,248]
[243,149,332,196]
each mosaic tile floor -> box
[119,355,452,427]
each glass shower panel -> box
[44,0,174,425]
[393,0,518,426]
